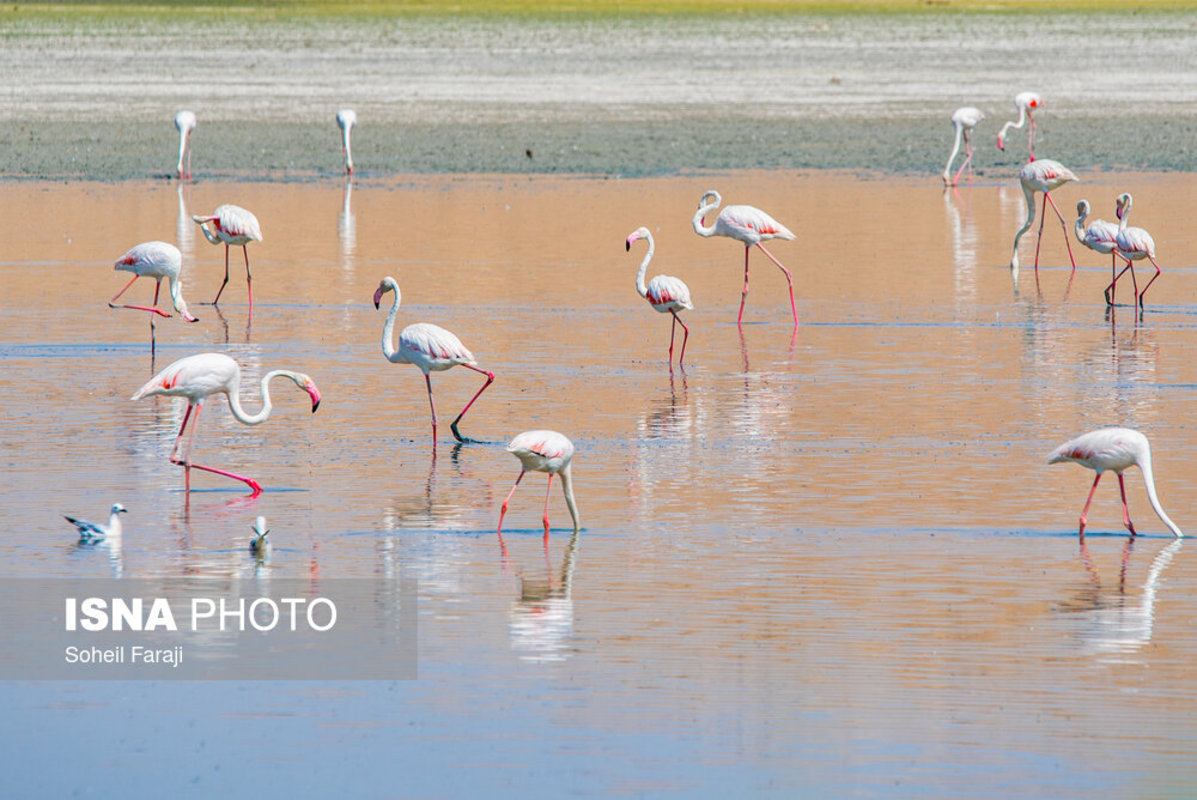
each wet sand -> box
[4,171,1197,796]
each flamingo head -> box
[1076,199,1090,217]
[290,374,322,412]
[373,277,398,310]
[625,226,650,251]
[1115,193,1128,221]
[696,190,720,226]
[996,133,1006,151]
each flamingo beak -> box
[373,286,384,309]
[306,382,322,412]
[996,136,1005,151]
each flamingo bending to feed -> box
[192,204,263,307]
[175,110,196,180]
[497,430,580,539]
[1109,193,1163,310]
[64,503,127,541]
[692,190,797,329]
[626,226,694,365]
[943,106,985,187]
[1073,200,1121,305]
[373,276,495,444]
[1009,159,1078,275]
[132,352,322,496]
[336,109,356,175]
[1049,427,1182,538]
[109,241,200,352]
[997,91,1042,161]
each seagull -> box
[64,503,127,540]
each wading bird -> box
[692,190,797,329]
[997,91,1042,161]
[1009,159,1078,276]
[108,241,199,352]
[175,110,196,180]
[373,276,495,445]
[943,106,985,187]
[336,109,356,175]
[1110,193,1163,310]
[1049,427,1183,538]
[192,204,263,307]
[626,226,694,365]
[497,430,580,539]
[250,516,271,555]
[132,352,322,496]
[1073,200,1121,304]
[64,503,127,541]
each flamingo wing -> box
[952,106,984,129]
[646,275,694,311]
[718,204,796,242]
[507,430,575,472]
[1083,220,1119,253]
[1049,427,1143,472]
[215,204,263,242]
[115,241,182,278]
[399,323,476,368]
[132,352,237,401]
[1116,227,1156,259]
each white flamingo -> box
[1049,427,1183,538]
[497,430,580,539]
[692,190,797,329]
[373,276,495,445]
[192,204,264,307]
[943,106,985,186]
[1009,159,1078,276]
[1109,193,1163,310]
[175,110,196,180]
[108,241,199,353]
[626,226,694,365]
[336,109,356,175]
[1073,199,1121,305]
[997,91,1042,161]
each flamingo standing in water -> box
[497,430,580,540]
[373,276,495,444]
[64,503,127,541]
[692,190,797,328]
[132,352,322,496]
[997,91,1042,161]
[626,226,694,365]
[1049,427,1183,538]
[943,106,985,187]
[109,241,200,353]
[192,204,263,307]
[175,110,196,180]
[1009,159,1078,276]
[1073,200,1121,305]
[1110,193,1163,310]
[336,109,356,175]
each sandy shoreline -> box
[2,8,1196,178]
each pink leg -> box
[671,309,689,363]
[1033,193,1048,271]
[1117,473,1137,535]
[423,373,438,444]
[542,473,555,540]
[1104,254,1117,306]
[211,245,231,304]
[109,275,171,318]
[242,245,253,309]
[1107,258,1137,307]
[667,312,678,363]
[756,243,798,328]
[1136,256,1162,309]
[953,134,973,187]
[497,470,526,534]
[1043,192,1078,271]
[450,364,495,444]
[737,246,750,327]
[181,461,263,496]
[1078,472,1103,536]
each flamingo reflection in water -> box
[505,529,580,664]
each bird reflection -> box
[505,528,579,664]
[76,536,124,578]
[176,182,194,259]
[637,369,691,440]
[943,187,979,307]
[339,177,356,266]
[379,445,487,531]
[1059,537,1183,664]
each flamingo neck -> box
[692,194,720,237]
[560,464,581,533]
[194,220,223,246]
[943,122,964,184]
[634,233,653,299]
[176,130,189,176]
[1074,207,1089,244]
[998,104,1028,144]
[342,126,354,174]
[1010,182,1037,270]
[1118,197,1132,232]
[169,277,193,321]
[226,370,293,426]
[1139,456,1184,537]
[380,286,408,364]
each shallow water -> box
[4,171,1197,797]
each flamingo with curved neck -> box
[943,106,984,187]
[692,190,797,329]
[132,352,322,495]
[1109,192,1163,310]
[1009,159,1078,279]
[192,204,263,308]
[108,240,200,356]
[1050,427,1183,538]
[997,91,1041,161]
[1073,199,1120,305]
[498,429,580,543]
[374,276,495,445]
[175,110,196,180]
[336,109,356,175]
[626,226,694,365]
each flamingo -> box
[692,190,797,329]
[1110,193,1163,310]
[250,516,271,555]
[943,106,985,187]
[64,503,127,541]
[997,91,1042,161]
[192,204,263,307]
[175,110,196,180]
[497,430,580,539]
[626,226,694,365]
[336,109,356,175]
[131,352,322,496]
[373,276,495,444]
[1073,200,1121,305]
[108,241,200,353]
[1009,159,1079,276]
[1049,427,1183,538]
